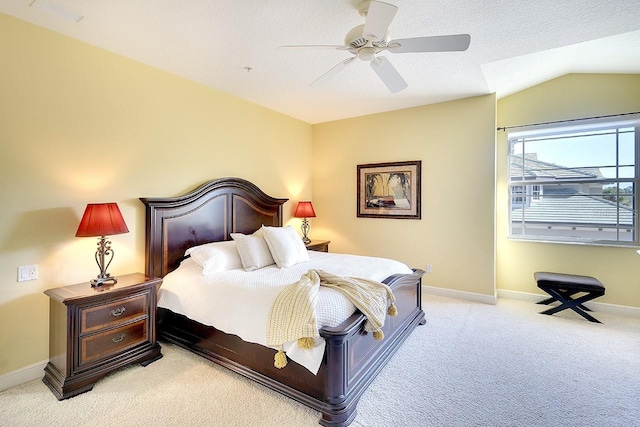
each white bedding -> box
[158,250,413,374]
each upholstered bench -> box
[534,272,605,323]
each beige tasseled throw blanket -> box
[267,269,397,369]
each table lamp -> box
[76,203,129,286]
[294,201,316,244]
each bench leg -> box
[538,287,603,323]
[537,289,592,311]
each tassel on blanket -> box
[274,348,287,369]
[387,303,397,317]
[372,304,395,340]
[297,337,315,350]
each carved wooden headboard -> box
[140,177,288,278]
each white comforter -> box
[158,251,412,374]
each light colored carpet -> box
[1,294,639,427]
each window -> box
[508,118,639,246]
[531,185,542,201]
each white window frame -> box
[507,117,640,246]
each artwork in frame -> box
[357,160,421,219]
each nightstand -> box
[306,240,330,252]
[43,273,162,400]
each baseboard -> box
[0,359,47,392]
[496,289,544,303]
[497,289,640,318]
[422,285,497,305]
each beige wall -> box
[496,74,640,307]
[312,95,497,297]
[3,12,638,382]
[0,14,312,376]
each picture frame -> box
[357,160,421,219]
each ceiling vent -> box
[30,0,84,23]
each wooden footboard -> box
[157,268,425,427]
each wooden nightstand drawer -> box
[81,293,148,334]
[80,319,148,366]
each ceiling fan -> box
[280,0,470,93]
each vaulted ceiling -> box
[2,0,639,124]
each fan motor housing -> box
[345,24,389,52]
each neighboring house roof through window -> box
[509,154,603,181]
[511,189,634,227]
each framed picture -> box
[357,160,421,219]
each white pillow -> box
[230,231,275,271]
[185,241,243,275]
[262,225,310,268]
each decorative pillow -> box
[230,231,275,271]
[262,225,310,268]
[185,241,243,275]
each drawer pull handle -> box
[111,307,126,317]
[111,333,126,343]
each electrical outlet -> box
[426,264,432,273]
[18,265,38,282]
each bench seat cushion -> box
[534,271,604,292]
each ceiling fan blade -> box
[370,56,408,93]
[279,45,349,50]
[310,57,356,87]
[388,34,471,53]
[363,1,398,40]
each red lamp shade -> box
[76,203,129,237]
[294,201,316,218]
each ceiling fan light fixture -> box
[357,47,377,62]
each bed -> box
[140,177,425,426]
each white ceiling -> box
[2,0,640,124]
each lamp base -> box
[300,218,311,245]
[90,236,118,287]
[90,275,118,287]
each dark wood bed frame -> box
[141,177,425,426]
